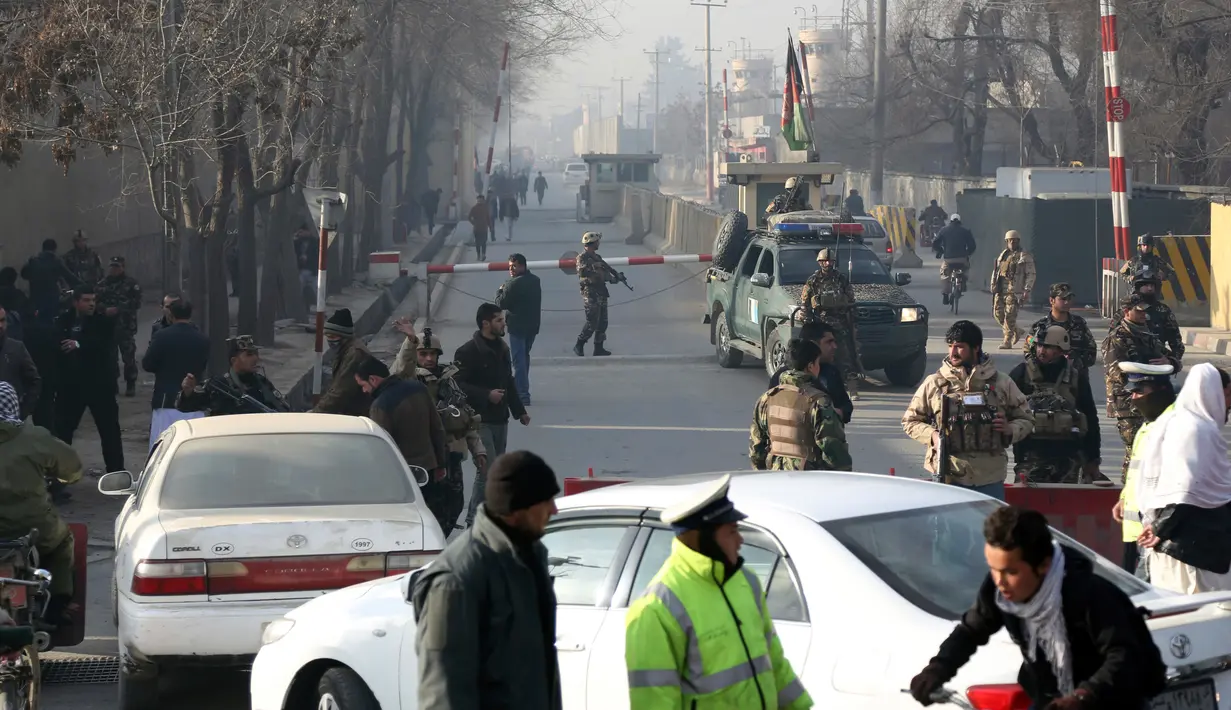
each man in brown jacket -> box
[468,195,492,260]
[355,358,449,500]
[314,307,373,416]
[902,320,1033,501]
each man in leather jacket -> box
[933,214,977,305]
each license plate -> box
[1151,679,1218,710]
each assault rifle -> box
[614,271,633,291]
[934,396,951,484]
[205,378,277,413]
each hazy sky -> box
[523,0,847,121]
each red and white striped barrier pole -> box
[483,43,511,184]
[414,253,713,276]
[1100,0,1130,261]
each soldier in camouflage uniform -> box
[62,230,103,287]
[1021,283,1097,369]
[764,176,812,217]
[989,230,1036,349]
[1107,269,1185,366]
[573,231,622,357]
[750,338,851,471]
[1119,234,1176,285]
[95,256,142,396]
[177,336,292,415]
[800,247,863,399]
[1102,293,1181,477]
[392,323,488,533]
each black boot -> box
[573,339,585,356]
[593,342,612,356]
[125,380,136,397]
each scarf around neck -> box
[994,541,1072,695]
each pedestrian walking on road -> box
[454,303,530,527]
[21,238,79,325]
[573,231,622,357]
[626,474,813,709]
[142,298,208,450]
[53,286,125,474]
[534,171,548,205]
[990,230,1036,350]
[96,256,142,397]
[292,224,319,309]
[502,193,520,241]
[420,187,442,235]
[0,306,40,421]
[468,195,492,260]
[908,506,1167,710]
[355,357,448,499]
[495,253,541,405]
[312,308,374,417]
[412,450,562,710]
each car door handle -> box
[556,638,586,652]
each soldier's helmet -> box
[816,248,836,262]
[1004,230,1021,242]
[227,335,260,357]
[1137,234,1154,248]
[581,231,602,245]
[1038,325,1071,352]
[417,327,444,354]
[785,177,798,189]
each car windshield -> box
[159,433,415,510]
[821,500,1150,620]
[779,247,893,286]
[858,220,887,239]
[566,164,586,172]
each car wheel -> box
[763,328,785,377]
[712,211,749,272]
[884,350,928,387]
[317,667,380,710]
[117,659,159,710]
[713,308,743,369]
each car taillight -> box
[385,552,441,576]
[886,244,893,253]
[132,560,208,596]
[966,684,1032,710]
[835,223,864,235]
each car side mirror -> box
[750,273,772,287]
[409,465,430,488]
[894,272,912,286]
[98,471,136,496]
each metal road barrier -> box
[869,205,923,268]
[1101,235,1211,325]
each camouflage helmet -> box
[417,327,444,354]
[581,231,602,245]
[1038,325,1071,352]
[816,248,836,262]
[227,334,260,357]
[785,176,799,189]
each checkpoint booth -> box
[718,161,846,226]
[576,153,661,224]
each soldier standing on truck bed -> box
[989,230,1036,350]
[573,232,622,357]
[800,247,863,400]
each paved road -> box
[45,176,1226,708]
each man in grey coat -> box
[412,450,562,710]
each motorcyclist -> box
[920,199,948,225]
[933,214,977,305]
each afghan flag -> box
[781,31,813,152]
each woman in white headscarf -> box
[1136,363,1231,593]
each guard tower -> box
[719,161,846,224]
[798,25,846,105]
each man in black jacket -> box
[495,254,542,405]
[768,321,853,424]
[455,303,530,527]
[0,307,41,420]
[909,506,1166,710]
[933,214,977,305]
[22,239,80,325]
[413,450,561,710]
[142,299,209,450]
[53,286,125,473]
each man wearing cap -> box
[95,255,142,397]
[412,451,562,710]
[800,246,862,399]
[1102,294,1178,479]
[313,307,374,416]
[1021,283,1097,369]
[751,338,851,471]
[62,230,103,287]
[1110,267,1185,367]
[177,335,291,415]
[54,286,125,474]
[933,214,976,305]
[989,230,1036,349]
[1008,325,1101,484]
[573,232,622,357]
[625,474,812,709]
[765,176,812,216]
[1119,234,1175,285]
[1111,361,1176,575]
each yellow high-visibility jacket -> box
[1122,404,1174,542]
[625,537,812,709]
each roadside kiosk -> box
[718,161,846,225]
[576,153,662,223]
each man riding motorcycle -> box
[933,213,977,305]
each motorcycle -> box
[0,530,54,710]
[920,216,943,248]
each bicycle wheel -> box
[951,284,961,314]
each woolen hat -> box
[324,308,354,337]
[484,451,561,516]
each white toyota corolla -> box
[99,413,446,710]
[250,471,1231,710]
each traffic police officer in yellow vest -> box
[625,474,812,710]
[1111,361,1176,576]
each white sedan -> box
[250,471,1231,710]
[99,413,446,710]
[562,162,588,187]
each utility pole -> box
[692,0,726,203]
[869,0,887,206]
[643,49,664,153]
[613,76,632,126]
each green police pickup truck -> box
[704,211,931,386]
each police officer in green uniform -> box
[177,336,292,415]
[625,474,813,710]
[1111,361,1176,576]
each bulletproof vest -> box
[420,370,475,439]
[764,385,823,462]
[997,251,1016,279]
[808,274,848,310]
[1025,361,1087,440]
[937,381,1002,455]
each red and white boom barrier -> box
[409,253,713,277]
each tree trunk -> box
[236,136,260,339]
[178,152,208,331]
[206,96,242,374]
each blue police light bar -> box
[772,222,864,236]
